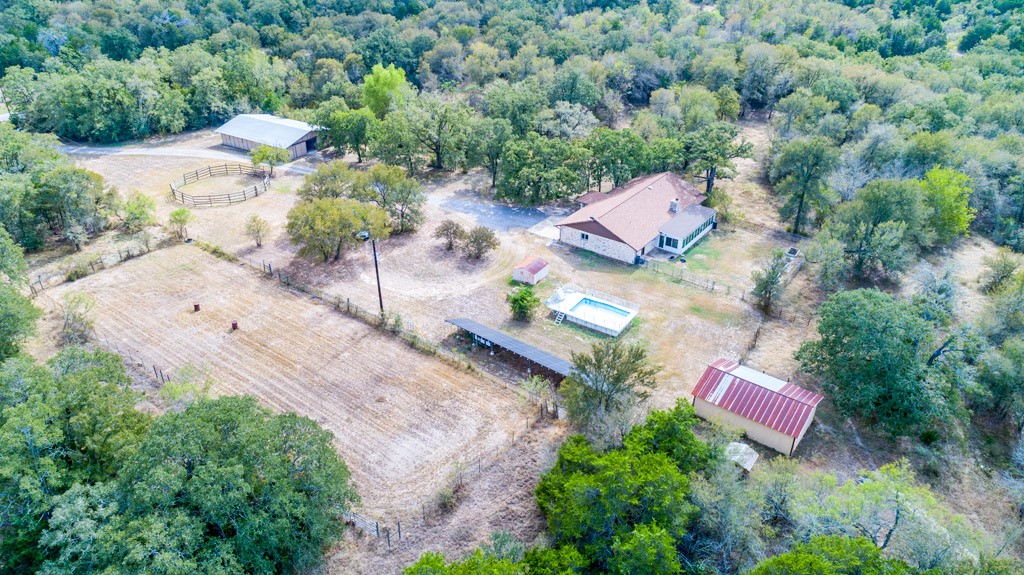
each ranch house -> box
[556,172,717,265]
[691,359,824,456]
[216,114,318,160]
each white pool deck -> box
[547,287,639,337]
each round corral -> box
[169,163,269,207]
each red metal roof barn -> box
[692,358,824,456]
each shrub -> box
[60,292,95,344]
[981,248,1020,293]
[119,192,157,232]
[462,226,499,259]
[433,219,467,251]
[244,214,271,247]
[65,263,90,282]
[750,249,787,313]
[196,241,239,263]
[167,207,194,240]
[508,286,540,321]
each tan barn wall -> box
[221,134,258,153]
[693,398,798,455]
[221,131,318,160]
[533,266,549,283]
[286,143,305,160]
[558,227,639,264]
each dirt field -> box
[33,246,542,524]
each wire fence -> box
[170,164,269,207]
[28,236,175,296]
[93,332,174,387]
[239,254,554,548]
[555,282,641,311]
[245,257,456,365]
[643,253,812,325]
[730,220,809,244]
[641,259,747,294]
[342,413,542,549]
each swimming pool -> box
[547,289,639,337]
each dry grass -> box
[33,246,543,523]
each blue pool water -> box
[570,298,631,318]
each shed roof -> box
[514,257,548,275]
[446,318,572,377]
[692,358,824,438]
[557,172,704,251]
[659,204,718,239]
[216,114,316,149]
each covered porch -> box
[657,204,717,255]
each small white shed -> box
[513,257,549,285]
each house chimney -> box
[669,198,680,213]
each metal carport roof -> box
[445,318,573,378]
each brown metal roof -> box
[557,173,704,250]
[692,358,824,439]
[515,257,548,275]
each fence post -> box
[375,522,379,539]
[397,521,401,540]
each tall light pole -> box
[354,231,384,319]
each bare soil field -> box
[332,423,569,574]
[33,246,542,526]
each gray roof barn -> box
[215,114,318,160]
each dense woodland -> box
[5,0,1024,573]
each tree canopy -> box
[796,289,962,437]
[0,349,357,575]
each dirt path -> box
[61,144,315,174]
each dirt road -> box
[61,144,315,174]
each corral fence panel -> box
[170,164,269,208]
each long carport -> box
[445,318,572,380]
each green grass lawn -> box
[682,238,721,272]
[687,303,742,325]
